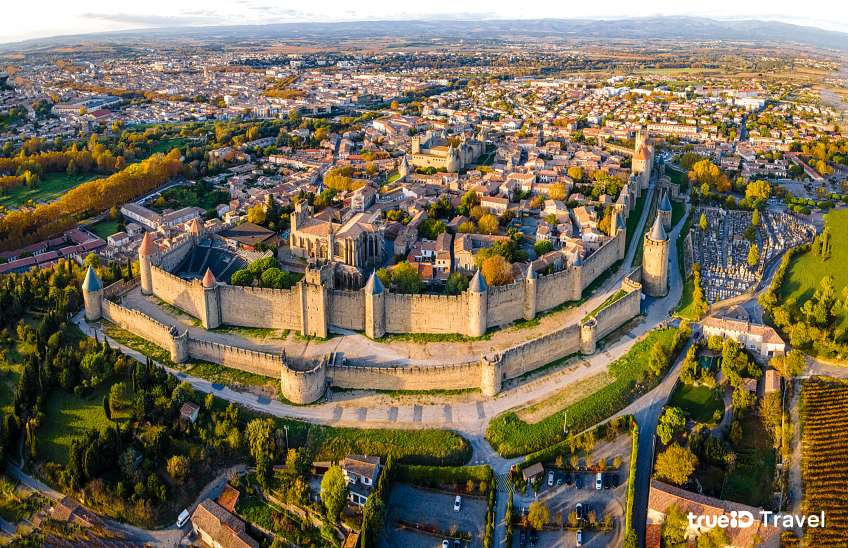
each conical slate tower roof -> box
[659,191,671,212]
[82,265,102,292]
[139,232,156,257]
[201,268,217,288]
[526,262,537,280]
[469,269,487,292]
[648,215,667,241]
[364,271,384,294]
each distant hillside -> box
[3,16,847,52]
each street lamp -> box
[283,425,289,450]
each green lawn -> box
[87,218,122,239]
[149,137,188,155]
[668,383,723,423]
[38,386,113,465]
[720,414,776,508]
[780,208,848,330]
[0,173,98,209]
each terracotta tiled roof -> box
[191,499,258,548]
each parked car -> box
[442,540,450,548]
[575,502,583,521]
[576,528,583,546]
[595,472,603,490]
[603,473,612,489]
[454,540,461,548]
[454,495,462,512]
[556,472,563,486]
[547,471,555,486]
[176,509,190,528]
[576,475,583,489]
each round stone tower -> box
[82,265,103,321]
[523,263,537,321]
[364,271,386,339]
[467,270,488,338]
[138,232,157,296]
[643,216,669,297]
[480,354,502,397]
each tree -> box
[478,214,500,235]
[654,444,698,486]
[745,179,771,208]
[166,455,190,482]
[245,418,275,465]
[699,212,708,231]
[662,504,689,546]
[389,261,423,294]
[418,218,446,240]
[247,204,267,225]
[260,267,291,289]
[481,255,514,286]
[445,272,469,295]
[657,407,686,445]
[549,182,568,201]
[771,350,805,379]
[751,209,760,227]
[533,240,553,256]
[321,466,349,523]
[230,269,254,286]
[748,244,759,267]
[527,501,550,530]
[567,166,583,181]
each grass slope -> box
[486,328,678,457]
[780,208,848,330]
[38,386,112,465]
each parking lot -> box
[380,483,489,548]
[511,435,631,547]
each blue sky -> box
[5,0,848,44]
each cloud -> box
[81,12,225,27]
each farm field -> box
[0,173,97,209]
[780,208,848,330]
[800,376,848,546]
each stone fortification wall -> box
[329,360,481,391]
[579,230,624,292]
[498,323,582,379]
[219,285,300,330]
[330,289,365,331]
[150,266,202,318]
[486,282,524,328]
[535,267,580,313]
[186,338,283,378]
[158,237,194,272]
[102,299,178,355]
[592,285,642,340]
[383,293,467,334]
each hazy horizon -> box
[4,1,848,45]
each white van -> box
[176,508,190,528]
[595,472,603,490]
